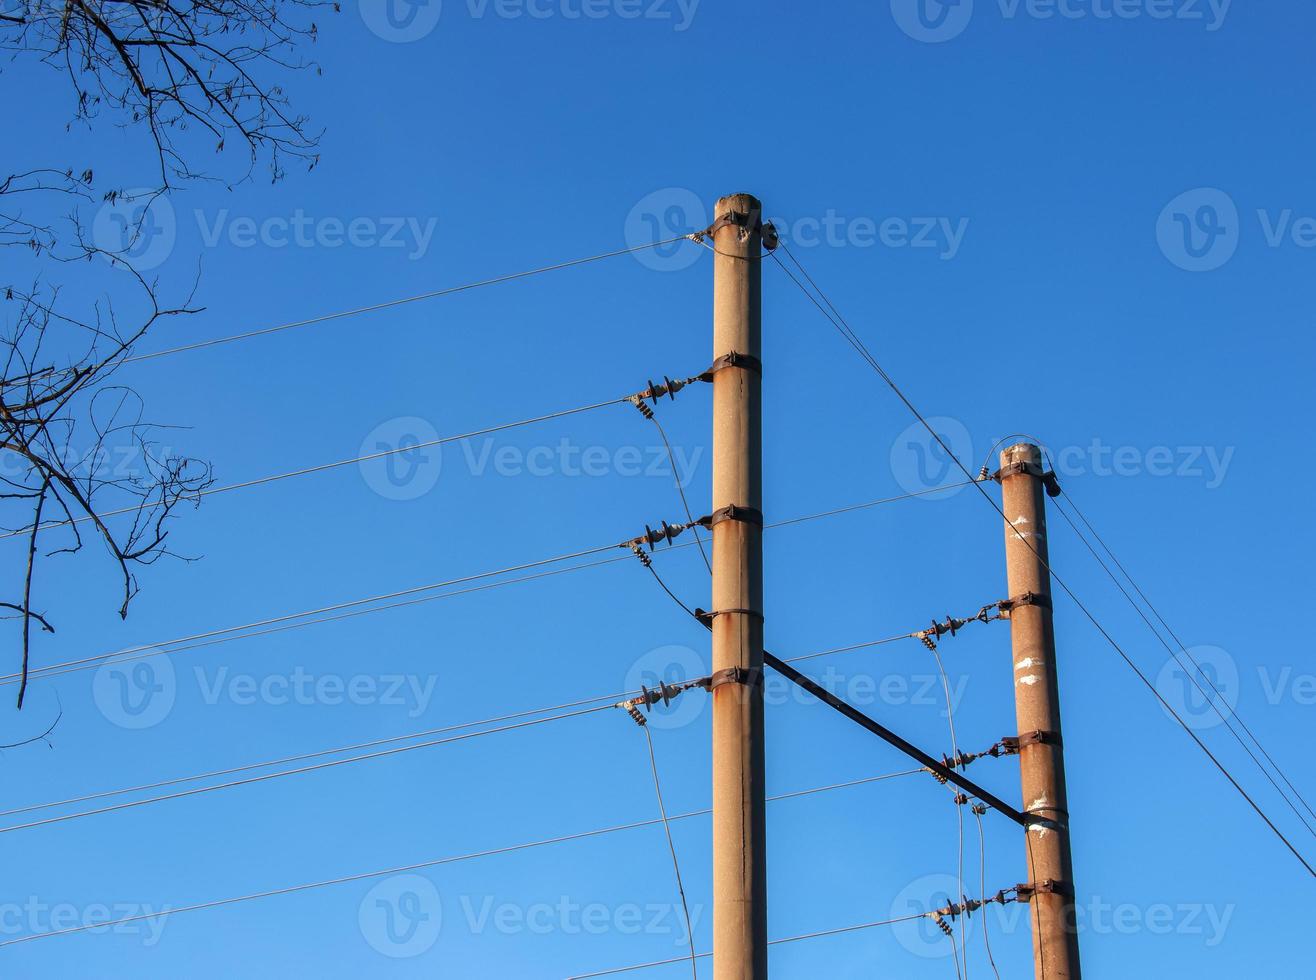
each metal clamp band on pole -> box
[703,666,763,691]
[700,350,764,380]
[1015,879,1076,902]
[699,504,764,529]
[696,607,765,628]
[999,591,1054,615]
[1003,729,1064,753]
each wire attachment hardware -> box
[993,460,1063,498]
[690,209,778,251]
[620,518,698,554]
[626,373,705,420]
[614,678,704,728]
[915,600,1007,650]
[929,888,1019,935]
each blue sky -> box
[2,0,1314,976]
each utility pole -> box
[998,443,1081,980]
[709,192,768,980]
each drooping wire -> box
[771,240,1316,877]
[122,236,694,363]
[648,414,711,573]
[972,806,1002,980]
[640,725,698,979]
[928,643,966,980]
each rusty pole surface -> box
[1000,443,1082,980]
[710,192,767,980]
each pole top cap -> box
[1000,443,1043,469]
[715,192,762,214]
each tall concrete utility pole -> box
[999,442,1082,980]
[709,192,768,980]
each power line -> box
[0,691,637,819]
[121,237,693,364]
[1049,492,1316,841]
[3,634,923,829]
[0,395,635,542]
[0,769,923,948]
[1052,485,1316,831]
[772,240,1316,878]
[7,483,969,689]
[637,725,697,980]
[0,706,611,835]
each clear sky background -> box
[2,0,1314,976]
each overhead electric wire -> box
[772,240,1316,877]
[3,637,926,830]
[0,691,638,819]
[121,236,693,364]
[7,483,968,691]
[638,726,698,979]
[1049,492,1316,841]
[648,413,711,573]
[1051,487,1316,834]
[0,395,636,542]
[0,706,611,835]
[0,769,923,948]
[929,642,967,980]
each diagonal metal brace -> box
[764,652,1034,828]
